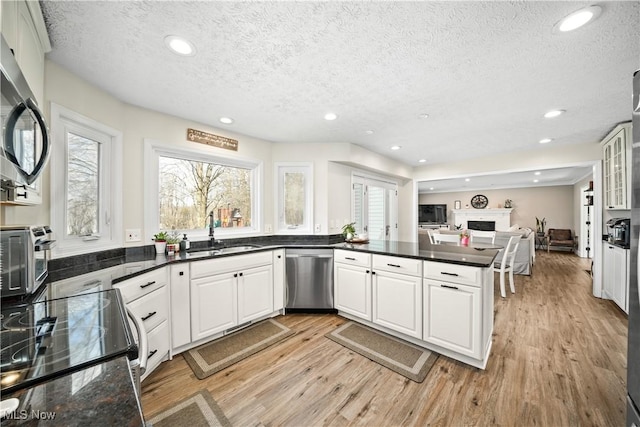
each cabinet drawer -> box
[373,254,422,277]
[128,286,169,332]
[143,320,170,379]
[114,268,167,303]
[423,261,481,287]
[334,249,371,267]
[191,251,272,279]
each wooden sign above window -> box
[187,128,238,151]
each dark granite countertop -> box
[334,240,500,268]
[1,356,144,426]
[602,238,630,250]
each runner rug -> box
[147,390,231,427]
[325,321,439,383]
[184,318,295,379]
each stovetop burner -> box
[0,290,135,394]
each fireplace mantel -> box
[451,208,513,231]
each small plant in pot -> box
[153,231,169,254]
[166,231,181,254]
[342,222,356,241]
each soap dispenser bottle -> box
[180,234,190,251]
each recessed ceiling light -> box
[429,187,434,191]
[539,138,553,144]
[164,35,196,56]
[390,145,401,150]
[219,117,234,124]
[534,171,541,175]
[365,130,374,135]
[324,113,338,121]
[418,159,426,163]
[418,113,429,119]
[465,178,471,182]
[544,110,565,118]
[555,6,602,33]
[533,179,539,183]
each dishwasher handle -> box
[286,254,334,258]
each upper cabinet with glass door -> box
[601,122,632,210]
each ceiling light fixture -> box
[324,113,338,121]
[465,178,471,182]
[390,145,401,150]
[555,6,602,33]
[534,171,541,175]
[418,159,426,163]
[365,130,374,135]
[539,138,553,144]
[544,110,565,118]
[418,113,429,119]
[533,179,539,183]
[429,187,434,191]
[164,35,196,56]
[219,117,234,124]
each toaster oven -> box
[0,226,55,298]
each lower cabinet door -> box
[190,272,237,341]
[423,279,481,359]
[238,264,274,324]
[142,320,169,380]
[334,263,372,321]
[372,270,422,338]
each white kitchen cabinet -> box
[273,249,285,311]
[423,279,481,359]
[113,267,170,379]
[334,249,372,321]
[169,264,191,352]
[190,251,274,343]
[371,255,422,338]
[603,243,629,313]
[1,0,50,106]
[238,264,274,324]
[191,272,237,340]
[602,123,631,210]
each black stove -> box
[0,289,137,394]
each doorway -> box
[352,174,398,241]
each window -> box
[352,173,398,240]
[275,163,313,234]
[50,104,122,257]
[145,140,261,241]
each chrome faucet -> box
[208,211,216,246]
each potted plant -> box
[153,231,168,254]
[535,217,546,235]
[342,222,356,241]
[166,231,181,254]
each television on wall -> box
[418,204,447,224]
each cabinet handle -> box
[345,257,356,260]
[148,349,158,358]
[387,263,401,268]
[441,284,459,290]
[140,281,156,289]
[366,270,370,274]
[239,272,243,276]
[278,255,282,259]
[372,271,376,275]
[141,311,157,321]
[234,273,238,278]
[179,271,184,276]
[440,272,459,277]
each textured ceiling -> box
[40,1,640,172]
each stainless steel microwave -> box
[0,226,55,298]
[0,34,50,203]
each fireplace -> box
[468,221,496,231]
[451,208,512,231]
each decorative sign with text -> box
[187,128,238,151]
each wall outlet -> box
[315,224,321,233]
[125,228,141,242]
[265,224,272,233]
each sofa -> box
[418,227,535,275]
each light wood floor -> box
[141,251,628,426]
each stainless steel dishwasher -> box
[285,248,334,311]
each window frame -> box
[144,139,263,242]
[274,162,313,234]
[50,103,123,257]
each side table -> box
[535,232,547,251]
